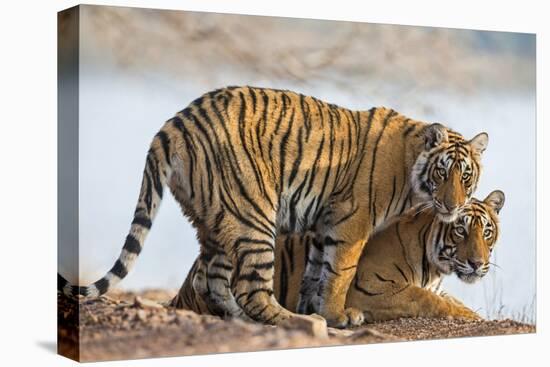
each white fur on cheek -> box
[410,151,432,202]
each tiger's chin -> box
[456,271,483,284]
[435,210,458,223]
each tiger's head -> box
[412,124,489,222]
[427,190,505,283]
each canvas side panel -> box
[57,5,80,362]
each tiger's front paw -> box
[324,307,365,329]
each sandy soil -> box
[58,290,535,362]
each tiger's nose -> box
[468,259,483,270]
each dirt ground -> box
[58,289,535,362]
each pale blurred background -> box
[59,5,536,322]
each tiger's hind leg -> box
[208,212,299,325]
[297,235,324,314]
[192,242,252,321]
[230,235,295,324]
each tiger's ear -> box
[469,132,489,155]
[424,123,448,149]
[484,190,505,214]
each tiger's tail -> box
[58,129,173,298]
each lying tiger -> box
[172,190,504,322]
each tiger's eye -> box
[484,229,492,237]
[438,168,446,178]
[462,172,471,180]
[455,227,465,236]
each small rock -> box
[328,327,355,338]
[349,327,392,341]
[135,296,164,309]
[136,309,148,322]
[89,314,99,324]
[280,314,328,339]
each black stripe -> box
[402,122,416,137]
[110,259,128,279]
[211,261,233,271]
[144,170,153,212]
[287,127,303,188]
[393,263,409,282]
[392,284,411,296]
[237,270,271,283]
[147,152,164,199]
[333,204,359,226]
[156,130,171,165]
[195,137,214,205]
[420,222,431,287]
[348,107,376,194]
[206,273,230,282]
[395,223,416,283]
[253,261,275,270]
[287,173,308,231]
[204,98,244,177]
[249,86,257,114]
[78,286,88,297]
[192,105,227,177]
[132,216,152,229]
[353,278,383,296]
[222,141,276,232]
[236,247,273,264]
[238,92,267,196]
[323,236,345,247]
[300,93,312,140]
[278,108,296,192]
[191,95,204,108]
[368,109,396,223]
[279,253,289,308]
[236,288,274,304]
[260,89,269,136]
[219,193,274,238]
[123,234,142,254]
[312,105,335,219]
[322,261,340,275]
[374,272,396,284]
[94,277,110,295]
[201,239,225,258]
[249,305,269,319]
[264,311,282,324]
[302,135,325,200]
[177,118,197,200]
[371,193,377,227]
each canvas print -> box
[57,5,536,362]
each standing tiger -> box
[58,86,488,328]
[174,190,504,321]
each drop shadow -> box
[36,340,57,354]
